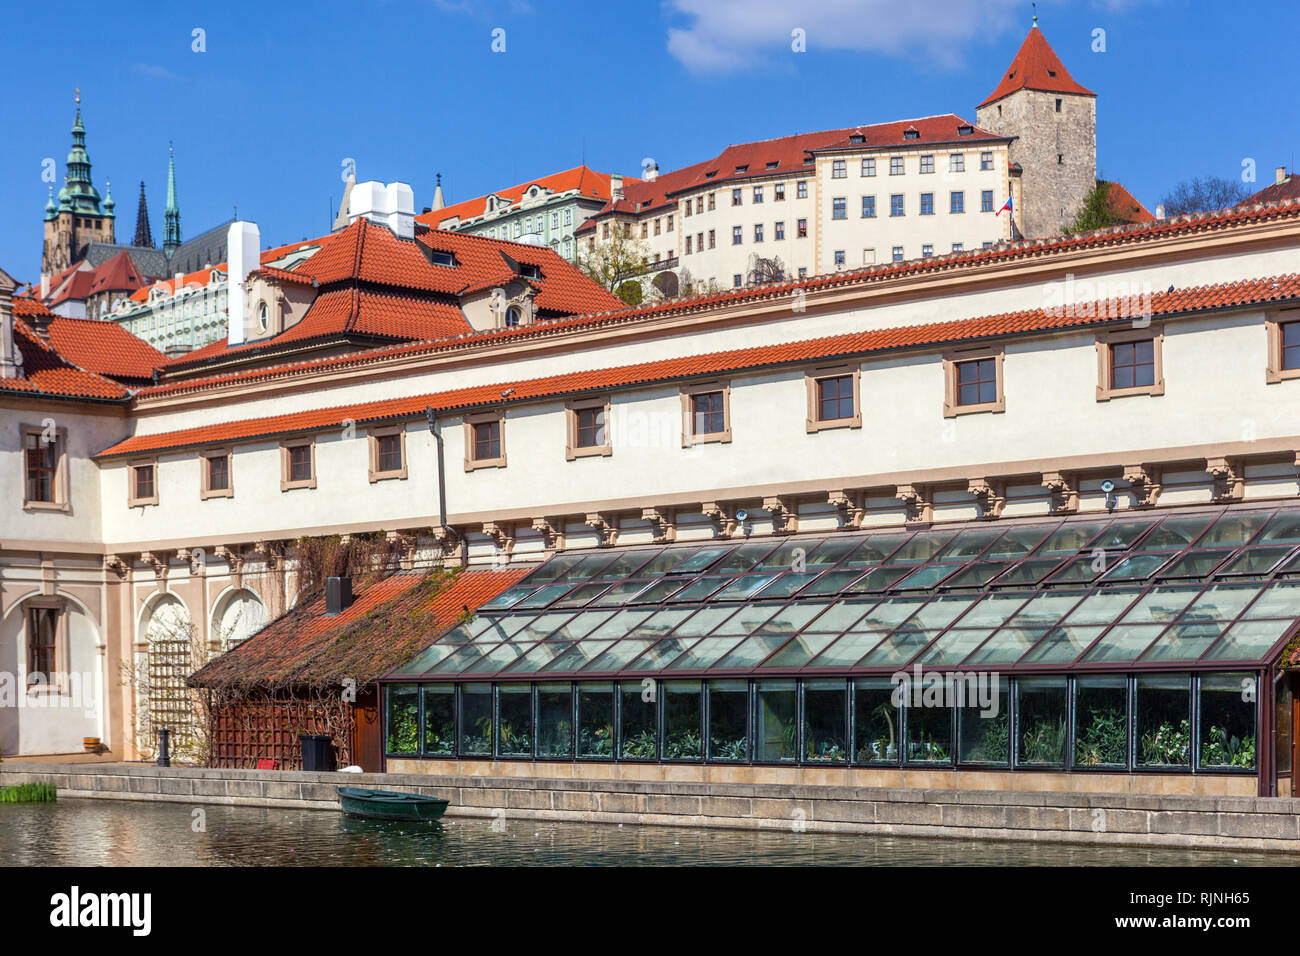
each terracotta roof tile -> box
[416,166,637,228]
[979,26,1095,109]
[2,315,130,401]
[43,315,166,381]
[1103,181,1155,225]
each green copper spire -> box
[164,141,181,257]
[58,88,104,216]
[44,185,57,221]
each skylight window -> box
[430,250,455,267]
[734,164,749,173]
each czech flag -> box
[996,194,1013,216]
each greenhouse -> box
[382,503,1300,795]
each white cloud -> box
[665,0,1031,73]
[131,63,179,80]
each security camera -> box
[1100,479,1116,494]
[735,509,749,522]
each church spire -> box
[134,181,155,248]
[59,88,104,215]
[163,142,181,257]
[432,172,445,211]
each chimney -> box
[40,274,49,301]
[1278,166,1288,185]
[0,286,18,380]
[348,180,388,227]
[385,182,415,239]
[1155,204,1166,220]
[226,220,260,347]
[610,174,624,201]
[325,576,353,615]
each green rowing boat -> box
[337,786,449,822]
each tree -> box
[1159,176,1249,216]
[1063,181,1120,235]
[615,280,643,306]
[576,223,654,298]
[747,255,786,286]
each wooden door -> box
[352,687,382,773]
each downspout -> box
[426,405,448,536]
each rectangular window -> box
[950,191,964,214]
[696,231,703,250]
[280,439,316,491]
[920,193,934,215]
[641,223,648,239]
[952,242,963,252]
[732,225,743,245]
[733,274,743,287]
[666,215,673,232]
[796,181,807,199]
[288,446,311,482]
[684,200,691,217]
[817,375,854,422]
[920,155,935,174]
[957,358,997,405]
[696,197,703,214]
[921,244,934,258]
[208,453,229,491]
[1097,327,1164,399]
[1110,340,1156,389]
[1283,322,1300,370]
[654,219,661,236]
[708,193,716,210]
[692,392,725,436]
[682,384,731,445]
[201,449,234,499]
[943,347,1005,416]
[833,250,846,267]
[27,606,58,686]
[754,223,764,242]
[130,461,157,505]
[832,197,846,219]
[774,221,785,240]
[832,159,847,179]
[567,399,611,459]
[685,235,693,254]
[863,248,875,264]
[475,421,500,460]
[890,194,904,217]
[980,151,994,171]
[732,188,742,206]
[981,189,994,212]
[892,245,904,262]
[464,414,506,469]
[949,153,965,173]
[862,195,876,218]
[797,267,807,278]
[753,185,764,203]
[861,158,876,177]
[24,431,57,504]
[774,183,785,200]
[708,229,716,249]
[797,218,808,237]
[889,156,904,175]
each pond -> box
[0,798,1295,867]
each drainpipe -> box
[426,405,462,567]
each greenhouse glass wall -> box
[382,504,1300,794]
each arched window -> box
[257,301,269,332]
[505,306,522,327]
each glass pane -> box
[430,643,493,674]
[905,596,977,630]
[805,600,875,632]
[858,628,933,667]
[756,602,830,635]
[1016,678,1068,767]
[536,683,573,758]
[518,553,584,585]
[854,596,928,629]
[712,604,781,635]
[1117,586,1200,624]
[1045,556,1103,585]
[1019,626,1103,664]
[550,582,610,608]
[577,683,615,759]
[392,642,458,676]
[666,636,743,671]
[540,640,614,673]
[663,681,703,759]
[1061,588,1141,625]
[1031,521,1107,556]
[631,579,688,603]
[661,546,729,574]
[514,612,578,642]
[666,577,729,602]
[963,627,1041,665]
[853,678,900,763]
[458,684,493,756]
[462,642,531,674]
[1217,547,1292,575]
[759,540,828,571]
[587,609,655,639]
[589,580,657,606]
[762,633,840,668]
[480,586,537,610]
[957,683,1009,765]
[715,573,783,600]
[1199,511,1271,547]
[619,682,658,759]
[472,615,532,641]
[754,680,798,762]
[625,638,694,671]
[497,685,533,757]
[513,584,575,608]
[984,525,1056,559]
[958,592,1030,628]
[1135,674,1190,768]
[905,702,952,764]
[1006,590,1085,627]
[420,686,454,756]
[1254,511,1300,545]
[626,607,695,639]
[1156,549,1233,579]
[712,634,790,670]
[598,549,661,578]
[934,527,1005,561]
[991,558,1062,587]
[1074,677,1128,769]
[1177,584,1261,622]
[566,552,620,580]
[501,641,574,673]
[807,631,890,668]
[583,638,654,672]
[883,531,956,564]
[893,563,962,590]
[917,629,992,666]
[801,679,847,763]
[843,533,912,565]
[1080,624,1164,663]
[753,571,822,598]
[1091,518,1156,550]
[551,610,615,640]
[1139,622,1223,662]
[1198,673,1256,770]
[707,680,749,762]
[805,538,863,567]
[1142,514,1213,551]
[1202,620,1291,661]
[942,561,1010,589]
[847,566,914,592]
[385,684,419,755]
[799,568,869,595]
[712,541,778,573]
[1239,579,1300,617]
[1099,552,1169,582]
[671,606,737,638]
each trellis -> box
[205,687,354,769]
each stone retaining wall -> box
[3,762,1298,852]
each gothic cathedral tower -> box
[975,20,1096,239]
[42,91,116,279]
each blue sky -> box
[1,0,1295,283]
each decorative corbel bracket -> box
[252,540,285,570]
[481,522,516,560]
[827,489,865,530]
[584,513,619,548]
[386,531,419,571]
[1206,457,1243,502]
[104,554,129,579]
[531,517,566,553]
[138,550,170,583]
[1123,464,1163,509]
[702,501,739,539]
[214,545,245,579]
[430,524,463,558]
[1041,471,1079,514]
[762,496,799,535]
[968,478,1007,520]
[895,484,933,524]
[641,508,676,544]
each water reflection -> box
[0,799,1293,867]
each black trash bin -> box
[300,734,336,772]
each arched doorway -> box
[136,594,197,761]
[210,588,268,651]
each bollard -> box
[157,727,171,767]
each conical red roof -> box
[979,27,1095,109]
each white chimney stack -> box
[0,290,17,380]
[610,174,624,201]
[1155,204,1166,220]
[226,220,260,347]
[348,181,415,239]
[1278,166,1288,185]
[385,182,414,239]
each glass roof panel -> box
[390,641,459,676]
[465,614,503,638]
[805,537,864,567]
[957,592,1031,628]
[1176,583,1262,622]
[551,609,615,641]
[665,577,729,602]
[893,563,963,591]
[1142,514,1214,551]
[761,633,842,668]
[1031,521,1108,557]
[1005,590,1086,627]
[858,628,934,667]
[1240,579,1300,618]
[566,552,620,580]
[633,579,689,603]
[627,607,695,639]
[715,573,783,600]
[1202,620,1292,661]
[1060,588,1142,625]
[664,636,744,671]
[933,526,1006,561]
[589,580,658,606]
[804,599,876,632]
[991,558,1062,588]
[536,640,616,673]
[1116,586,1201,625]
[1019,626,1105,664]
[843,533,912,566]
[462,642,532,673]
[941,560,1010,589]
[905,595,978,630]
[756,602,832,635]
[1199,510,1272,547]
[1256,511,1300,545]
[480,585,537,610]
[596,549,661,578]
[985,524,1057,559]
[711,634,790,670]
[917,629,994,666]
[805,631,890,668]
[846,565,914,592]
[855,596,929,629]
[429,643,494,674]
[501,641,575,674]
[1139,622,1224,662]
[713,604,781,636]
[1217,547,1293,577]
[798,568,870,596]
[1044,556,1104,586]
[551,582,611,608]
[582,639,656,672]
[434,624,475,646]
[638,548,699,575]
[883,531,958,564]
[670,606,738,638]
[513,612,579,642]
[1099,552,1169,582]
[1091,518,1157,550]
[963,627,1042,666]
[471,615,533,642]
[1156,548,1233,580]
[713,541,780,573]
[624,638,696,672]
[758,539,828,570]
[587,609,655,640]
[1079,624,1165,663]
[513,583,576,608]
[517,552,585,585]
[752,571,822,599]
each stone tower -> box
[975,20,1096,239]
[42,90,116,279]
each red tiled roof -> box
[416,166,637,228]
[127,237,330,303]
[132,197,1300,401]
[1103,181,1155,225]
[250,265,316,287]
[97,270,1300,459]
[1243,171,1300,207]
[43,315,165,381]
[188,567,531,688]
[86,251,150,297]
[979,26,1095,109]
[274,288,470,344]
[3,307,130,402]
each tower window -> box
[1055,98,1062,112]
[1058,154,1064,165]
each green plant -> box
[386,699,418,754]
[978,712,1010,763]
[1201,726,1255,769]
[1021,717,1066,764]
[711,736,748,760]
[1140,718,1190,766]
[579,723,614,757]
[423,719,454,755]
[664,727,702,759]
[1075,706,1127,766]
[621,727,657,759]
[0,782,57,803]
